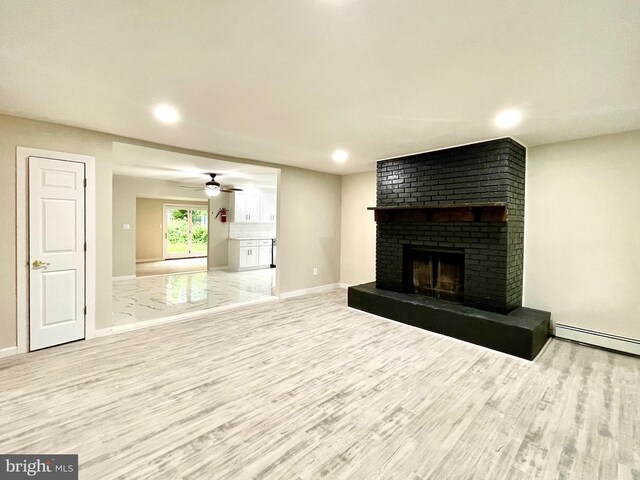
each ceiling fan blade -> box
[220,187,243,192]
[179,185,201,189]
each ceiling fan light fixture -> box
[205,184,221,197]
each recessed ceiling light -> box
[332,149,349,163]
[494,109,522,129]
[153,104,181,124]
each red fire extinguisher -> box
[215,208,227,223]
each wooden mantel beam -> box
[368,203,508,223]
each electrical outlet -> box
[313,268,318,276]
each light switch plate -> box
[122,224,130,230]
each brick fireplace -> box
[348,138,550,360]
[375,137,525,313]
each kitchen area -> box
[111,142,281,329]
[227,188,277,273]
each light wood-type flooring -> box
[0,289,638,479]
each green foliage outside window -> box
[167,218,188,245]
[171,209,188,221]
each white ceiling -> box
[112,143,279,188]
[1,1,639,174]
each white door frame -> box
[16,147,97,354]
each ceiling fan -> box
[180,173,243,197]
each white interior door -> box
[29,157,86,351]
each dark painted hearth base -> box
[348,283,550,360]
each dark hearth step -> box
[348,282,550,360]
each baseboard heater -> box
[555,324,640,356]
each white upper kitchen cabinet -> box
[260,192,277,222]
[231,191,261,222]
[231,190,276,223]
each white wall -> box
[278,167,342,293]
[524,130,640,340]
[136,198,164,261]
[207,195,231,269]
[136,198,208,262]
[340,172,376,286]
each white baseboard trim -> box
[136,258,164,264]
[112,275,136,282]
[95,328,113,338]
[0,346,19,359]
[338,283,350,289]
[556,324,640,356]
[208,266,229,271]
[233,266,273,272]
[279,283,343,299]
[108,296,278,335]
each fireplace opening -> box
[403,247,464,302]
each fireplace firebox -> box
[404,247,464,302]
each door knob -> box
[32,260,51,269]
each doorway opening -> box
[111,142,280,332]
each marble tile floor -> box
[135,257,208,277]
[112,268,276,327]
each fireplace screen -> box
[404,248,464,301]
